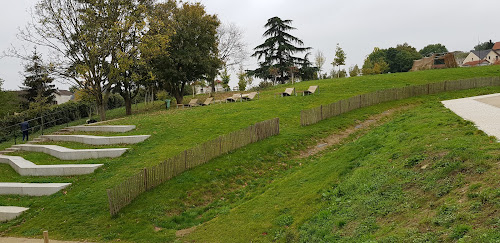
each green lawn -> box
[0,66,499,242]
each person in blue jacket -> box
[20,120,29,141]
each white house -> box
[462,42,500,66]
[194,82,226,94]
[54,89,74,105]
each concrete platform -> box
[71,125,136,133]
[0,155,103,176]
[12,144,128,160]
[41,135,150,145]
[0,206,29,222]
[442,93,500,141]
[0,183,71,196]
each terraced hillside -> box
[0,66,499,242]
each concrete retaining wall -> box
[12,144,128,160]
[0,155,103,176]
[41,135,150,145]
[0,183,71,196]
[71,125,136,133]
[0,206,29,222]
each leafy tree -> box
[237,66,252,91]
[362,44,420,75]
[249,17,311,83]
[21,49,56,109]
[332,43,346,78]
[362,47,389,75]
[349,65,360,77]
[145,1,221,104]
[17,0,147,120]
[419,44,448,57]
[220,67,231,90]
[268,66,279,85]
[314,51,325,79]
[474,40,494,51]
[110,0,153,115]
[331,68,347,79]
[385,43,421,73]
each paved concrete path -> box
[11,144,128,160]
[42,135,150,145]
[442,93,500,141]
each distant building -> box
[54,89,74,105]
[462,42,500,67]
[194,82,226,94]
[411,53,458,71]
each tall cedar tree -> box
[21,49,56,109]
[145,1,221,104]
[250,17,310,83]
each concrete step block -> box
[0,155,103,176]
[71,125,136,133]
[0,183,71,196]
[42,135,150,145]
[0,206,29,222]
[11,144,128,160]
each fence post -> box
[143,168,148,190]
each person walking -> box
[20,120,29,142]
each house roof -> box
[463,59,490,66]
[493,42,500,50]
[472,50,491,60]
[56,90,73,96]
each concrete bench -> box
[41,135,150,145]
[0,183,71,196]
[12,144,128,160]
[0,155,103,176]
[0,206,29,222]
[71,125,136,133]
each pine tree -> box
[21,49,56,109]
[249,17,310,84]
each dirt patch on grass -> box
[176,226,197,237]
[296,106,413,159]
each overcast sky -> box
[1,0,499,91]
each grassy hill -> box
[0,66,499,242]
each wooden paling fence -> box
[106,118,280,216]
[301,77,500,126]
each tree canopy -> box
[362,43,421,75]
[249,17,311,83]
[21,49,56,109]
[145,1,221,104]
[419,44,448,57]
[474,40,494,51]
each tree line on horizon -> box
[1,0,495,121]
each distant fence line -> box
[301,77,500,126]
[106,118,280,216]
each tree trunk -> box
[124,95,132,116]
[174,92,183,104]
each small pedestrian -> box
[20,120,29,142]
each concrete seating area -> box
[0,206,29,222]
[12,144,128,160]
[0,182,71,196]
[71,125,136,133]
[0,155,103,176]
[41,135,150,145]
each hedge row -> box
[0,101,93,142]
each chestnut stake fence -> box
[301,77,500,126]
[106,118,280,216]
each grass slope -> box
[0,66,498,242]
[186,91,500,242]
